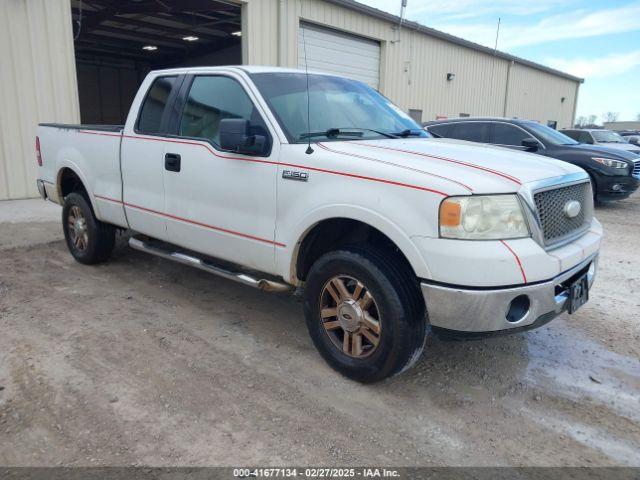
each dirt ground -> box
[0,196,638,467]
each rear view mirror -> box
[219,118,266,155]
[521,138,539,151]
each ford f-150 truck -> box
[36,66,602,382]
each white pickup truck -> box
[36,66,602,382]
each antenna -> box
[300,0,314,154]
[489,17,500,96]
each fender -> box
[277,204,434,284]
[55,156,100,216]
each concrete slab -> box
[0,198,60,224]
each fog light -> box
[612,184,623,191]
[506,295,530,323]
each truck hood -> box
[323,138,584,194]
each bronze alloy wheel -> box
[319,275,382,358]
[67,205,89,251]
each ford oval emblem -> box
[564,200,581,218]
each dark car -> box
[424,118,640,202]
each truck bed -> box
[37,122,127,229]
[39,123,123,133]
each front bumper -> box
[421,253,598,335]
[595,173,639,201]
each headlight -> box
[592,157,628,169]
[439,195,529,240]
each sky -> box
[361,0,640,125]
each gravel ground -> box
[0,196,638,467]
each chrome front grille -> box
[534,182,592,246]
[633,160,640,177]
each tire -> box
[303,245,426,383]
[62,192,115,264]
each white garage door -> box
[298,23,381,90]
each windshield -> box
[592,130,627,143]
[524,122,578,146]
[250,72,428,143]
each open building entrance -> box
[70,0,242,124]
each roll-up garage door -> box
[298,22,381,90]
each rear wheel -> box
[303,246,426,383]
[62,192,115,264]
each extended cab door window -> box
[136,76,179,135]
[178,75,271,155]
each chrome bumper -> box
[421,254,598,333]
[36,180,60,204]
[36,179,47,199]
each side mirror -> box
[521,137,539,151]
[219,118,266,155]
[629,137,639,146]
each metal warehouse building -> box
[0,0,583,200]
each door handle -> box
[165,153,181,172]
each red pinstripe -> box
[316,142,474,192]
[94,194,286,248]
[499,240,527,283]
[350,141,522,186]
[78,130,450,196]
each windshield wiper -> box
[391,129,424,137]
[299,127,397,140]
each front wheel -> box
[62,192,115,264]
[303,246,426,383]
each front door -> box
[162,73,279,274]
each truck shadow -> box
[106,236,535,404]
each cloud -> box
[362,1,640,50]
[363,0,569,21]
[545,51,640,78]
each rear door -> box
[162,72,279,273]
[121,75,183,240]
[447,122,491,143]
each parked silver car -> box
[561,128,640,155]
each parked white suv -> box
[36,67,601,382]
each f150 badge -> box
[282,170,309,182]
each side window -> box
[179,76,270,150]
[426,124,451,137]
[491,123,529,146]
[448,122,490,143]
[137,76,178,134]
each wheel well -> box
[58,168,87,199]
[295,218,416,282]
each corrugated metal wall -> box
[244,0,579,128]
[0,0,579,200]
[0,0,79,200]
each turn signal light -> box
[440,199,461,227]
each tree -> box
[603,112,619,123]
[587,114,597,126]
[575,116,587,128]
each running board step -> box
[129,237,292,293]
